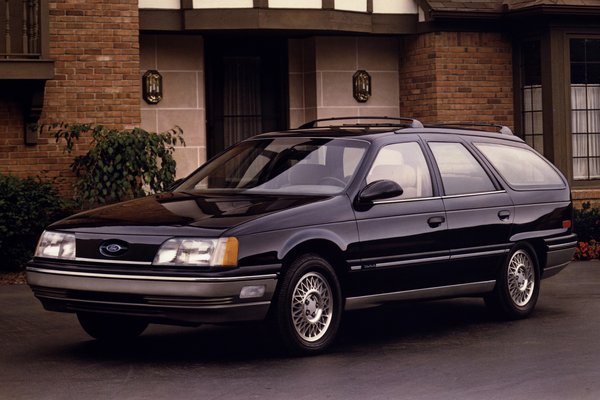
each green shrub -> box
[52,123,185,207]
[573,202,600,243]
[0,175,71,271]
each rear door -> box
[425,136,514,283]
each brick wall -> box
[44,0,140,125]
[572,190,600,209]
[0,0,141,195]
[399,31,514,128]
[0,94,68,183]
[397,32,600,205]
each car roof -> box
[253,118,525,145]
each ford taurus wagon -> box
[27,117,577,354]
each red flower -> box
[575,241,600,260]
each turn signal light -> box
[220,237,239,267]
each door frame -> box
[204,35,289,158]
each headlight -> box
[153,237,238,267]
[35,231,76,260]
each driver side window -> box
[366,142,433,200]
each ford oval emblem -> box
[99,240,129,257]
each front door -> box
[205,37,288,157]
[347,139,449,298]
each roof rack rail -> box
[298,116,424,129]
[430,122,513,135]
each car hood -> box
[49,191,332,236]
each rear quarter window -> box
[428,142,496,196]
[475,143,565,189]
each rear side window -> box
[475,143,565,189]
[429,142,496,196]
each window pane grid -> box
[570,38,600,181]
[522,85,544,154]
[520,40,543,155]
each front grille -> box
[144,295,235,307]
[32,259,214,277]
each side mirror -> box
[357,180,403,203]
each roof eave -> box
[505,5,600,18]
[428,10,504,21]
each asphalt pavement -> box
[1,261,599,400]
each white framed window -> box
[570,38,600,180]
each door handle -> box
[427,216,445,228]
[498,210,511,221]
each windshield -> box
[177,137,368,195]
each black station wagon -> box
[27,117,577,354]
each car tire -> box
[485,245,540,320]
[272,254,342,355]
[77,312,148,341]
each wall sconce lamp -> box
[353,70,371,103]
[142,70,163,104]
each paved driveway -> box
[1,262,599,399]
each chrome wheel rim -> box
[507,250,535,307]
[291,271,333,342]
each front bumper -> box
[27,265,278,325]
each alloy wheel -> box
[507,249,535,307]
[290,272,333,342]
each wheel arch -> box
[281,239,348,278]
[277,228,349,272]
[524,238,546,273]
[510,238,546,274]
[275,234,350,305]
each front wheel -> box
[272,254,342,355]
[485,245,540,320]
[77,312,148,341]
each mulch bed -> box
[0,271,27,285]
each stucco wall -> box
[289,36,401,127]
[139,34,206,179]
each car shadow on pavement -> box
[45,296,538,363]
[63,322,282,363]
[337,298,500,347]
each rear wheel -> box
[77,312,148,341]
[272,254,342,355]
[485,245,540,319]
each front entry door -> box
[205,37,288,157]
